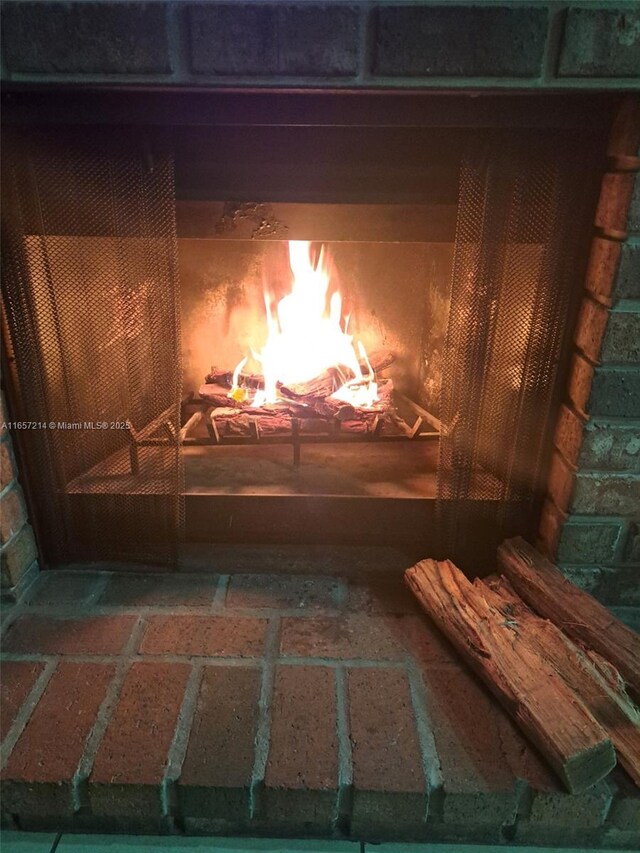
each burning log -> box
[280,366,351,400]
[305,397,355,422]
[405,558,616,793]
[280,349,395,401]
[198,384,241,407]
[498,537,640,703]
[481,576,640,787]
[204,368,264,390]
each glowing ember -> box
[229,241,378,409]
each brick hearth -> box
[1,571,638,847]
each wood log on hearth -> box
[480,575,640,787]
[497,537,640,703]
[405,558,616,793]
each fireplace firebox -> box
[1,91,610,573]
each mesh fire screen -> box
[1,130,183,566]
[437,131,600,570]
[1,124,601,569]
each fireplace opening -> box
[0,95,608,570]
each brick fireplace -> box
[0,0,637,605]
[0,1,639,848]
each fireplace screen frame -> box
[0,90,612,572]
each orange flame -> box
[230,241,378,408]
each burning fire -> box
[230,241,378,408]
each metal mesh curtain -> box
[1,129,183,567]
[437,130,601,571]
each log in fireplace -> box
[1,90,612,573]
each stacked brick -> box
[539,96,640,605]
[1,571,638,846]
[0,393,38,598]
[0,3,638,88]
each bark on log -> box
[204,368,264,389]
[198,384,241,407]
[405,558,616,793]
[498,537,640,703]
[481,576,640,787]
[280,350,395,400]
[305,396,356,422]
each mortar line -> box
[356,1,374,83]
[48,832,63,853]
[72,615,146,809]
[166,0,188,81]
[1,651,407,668]
[162,662,203,817]
[405,655,444,822]
[541,2,567,84]
[212,574,230,611]
[334,665,353,834]
[249,616,280,819]
[0,565,41,638]
[0,657,57,770]
[84,573,111,607]
[13,603,342,618]
[72,658,131,811]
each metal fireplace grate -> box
[1,129,183,566]
[437,131,601,569]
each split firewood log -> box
[405,557,616,793]
[480,575,640,787]
[498,537,640,703]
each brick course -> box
[188,3,359,78]
[1,3,639,88]
[588,365,640,418]
[579,418,640,472]
[99,573,216,607]
[616,239,640,298]
[572,471,640,515]
[419,665,519,835]
[0,488,26,546]
[347,667,426,839]
[372,6,547,78]
[0,525,37,589]
[3,614,135,655]
[89,661,190,817]
[0,570,637,842]
[0,440,15,491]
[139,614,267,657]
[600,305,640,363]
[280,614,405,660]
[0,661,45,742]
[2,1,171,75]
[557,518,623,565]
[1,662,115,816]
[262,665,338,833]
[226,573,339,610]
[559,7,640,78]
[179,665,261,824]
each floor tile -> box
[56,836,359,852]
[368,845,630,853]
[0,832,57,853]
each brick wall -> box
[0,393,39,599]
[539,97,640,606]
[1,1,639,90]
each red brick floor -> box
[0,570,637,847]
